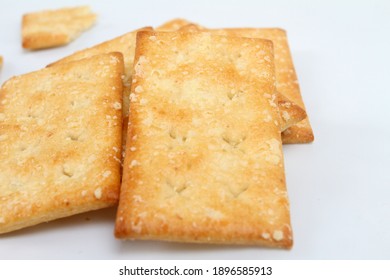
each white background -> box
[0,0,389,260]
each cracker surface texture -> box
[208,28,314,143]
[178,24,307,133]
[22,6,96,50]
[50,27,152,156]
[116,31,292,248]
[0,53,124,234]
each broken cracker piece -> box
[115,31,293,248]
[0,53,124,234]
[22,6,96,50]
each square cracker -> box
[22,6,96,50]
[0,53,124,234]
[115,31,293,248]
[204,28,314,143]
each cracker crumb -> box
[282,111,290,121]
[130,147,136,151]
[134,56,147,77]
[273,230,284,241]
[94,188,102,199]
[113,102,122,110]
[129,93,137,102]
[102,170,111,178]
[130,160,139,168]
[262,232,270,239]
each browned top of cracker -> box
[22,6,96,50]
[49,27,152,119]
[208,28,314,142]
[0,53,124,234]
[178,24,307,133]
[115,31,292,248]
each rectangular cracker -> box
[49,27,151,118]
[22,6,96,50]
[49,27,152,157]
[115,31,293,248]
[178,24,307,134]
[205,28,314,143]
[0,53,124,234]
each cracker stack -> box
[0,14,314,249]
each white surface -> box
[0,0,390,259]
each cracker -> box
[277,92,307,131]
[0,53,124,234]
[156,18,193,31]
[49,27,152,157]
[179,24,307,133]
[115,31,293,248]
[22,6,96,50]
[206,28,314,143]
[0,56,3,70]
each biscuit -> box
[0,53,124,234]
[115,31,293,248]
[205,28,314,143]
[22,6,96,50]
[49,27,152,156]
[178,24,307,133]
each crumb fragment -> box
[94,188,102,199]
[113,102,122,110]
[262,232,270,239]
[22,6,97,50]
[273,230,284,241]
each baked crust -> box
[0,53,124,234]
[22,6,96,50]
[208,28,314,143]
[179,24,314,143]
[178,24,307,134]
[49,27,152,157]
[115,31,292,248]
